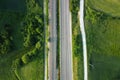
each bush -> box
[21,54,30,64]
[70,0,79,13]
[35,42,41,49]
[28,48,39,58]
[32,48,38,56]
[21,0,44,48]
[12,58,21,69]
[21,47,39,65]
[35,27,41,34]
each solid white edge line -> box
[70,12,73,80]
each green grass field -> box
[18,54,44,80]
[85,1,120,79]
[0,48,32,80]
[89,54,120,80]
[87,0,120,17]
[0,0,44,80]
[0,11,25,80]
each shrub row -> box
[21,0,44,48]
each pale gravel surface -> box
[80,0,88,80]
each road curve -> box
[48,0,57,80]
[79,0,88,80]
[60,0,73,80]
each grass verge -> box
[44,0,49,79]
[70,0,84,80]
[57,0,60,79]
[87,0,120,17]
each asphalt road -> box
[79,0,88,80]
[60,0,73,80]
[48,0,57,80]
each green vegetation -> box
[70,0,84,80]
[44,0,49,79]
[85,0,120,80]
[21,54,30,64]
[70,0,79,13]
[0,0,26,12]
[0,12,24,54]
[19,56,44,80]
[0,30,12,54]
[0,0,44,80]
[22,0,43,48]
[87,0,120,17]
[57,0,60,79]
[0,11,25,80]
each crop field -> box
[0,0,26,12]
[87,0,120,17]
[85,0,120,80]
[0,0,44,80]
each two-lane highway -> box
[60,0,73,80]
[48,0,57,80]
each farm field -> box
[85,0,120,80]
[0,0,44,80]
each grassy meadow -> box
[87,0,120,17]
[85,0,120,80]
